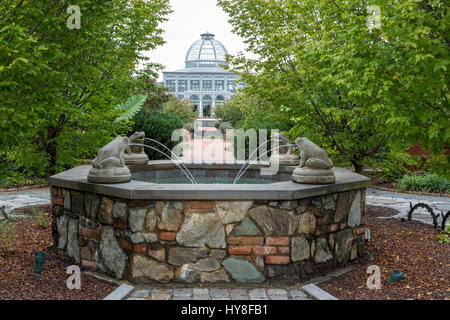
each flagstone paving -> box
[0,187,50,214]
[122,287,316,300]
[366,188,449,227]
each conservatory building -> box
[163,32,241,118]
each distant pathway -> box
[181,126,235,163]
[0,187,50,213]
[366,188,450,227]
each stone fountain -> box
[50,132,370,284]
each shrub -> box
[214,101,243,126]
[396,174,449,194]
[164,96,198,123]
[0,208,18,252]
[130,110,184,160]
[219,122,233,134]
[29,207,50,229]
[437,225,450,243]
[233,116,293,160]
[184,122,195,133]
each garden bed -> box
[0,205,116,300]
[319,205,450,300]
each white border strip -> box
[301,284,338,300]
[103,284,134,300]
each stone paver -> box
[173,288,193,297]
[248,288,268,299]
[151,289,173,300]
[210,288,230,299]
[289,289,308,298]
[130,289,150,298]
[192,288,210,300]
[267,289,287,296]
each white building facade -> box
[163,32,241,118]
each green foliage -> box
[422,155,450,179]
[219,122,233,134]
[31,207,50,229]
[233,115,293,160]
[130,110,183,160]
[437,225,450,243]
[114,95,147,122]
[0,157,47,188]
[218,0,449,173]
[396,174,449,193]
[164,96,198,123]
[214,100,243,126]
[184,122,195,133]
[374,149,420,183]
[0,209,18,252]
[141,81,171,112]
[0,0,171,175]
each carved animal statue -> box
[272,132,296,155]
[127,131,145,154]
[295,137,333,169]
[129,131,145,143]
[92,136,131,169]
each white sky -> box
[143,0,248,81]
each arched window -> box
[202,95,213,117]
[190,95,199,112]
[215,95,225,104]
[202,95,212,105]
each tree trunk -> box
[351,160,363,174]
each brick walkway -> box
[181,127,235,163]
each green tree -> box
[214,99,243,126]
[0,0,171,174]
[163,95,198,123]
[140,78,171,112]
[218,0,449,173]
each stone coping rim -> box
[49,161,371,200]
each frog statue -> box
[87,136,132,184]
[269,132,300,166]
[291,137,335,184]
[124,131,149,165]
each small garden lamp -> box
[388,270,405,284]
[34,251,46,280]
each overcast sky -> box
[143,0,248,81]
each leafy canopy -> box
[218,0,449,172]
[0,0,171,173]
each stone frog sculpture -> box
[269,132,300,166]
[92,136,131,169]
[128,131,145,149]
[124,131,149,165]
[292,137,335,184]
[88,136,132,183]
[295,137,333,169]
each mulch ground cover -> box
[0,205,116,300]
[1,204,448,300]
[320,205,450,300]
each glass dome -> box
[185,32,228,68]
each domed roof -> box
[185,32,228,68]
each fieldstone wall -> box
[51,187,366,284]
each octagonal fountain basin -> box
[50,160,370,284]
